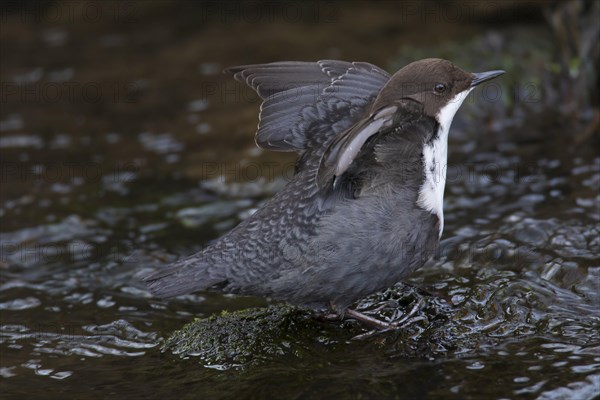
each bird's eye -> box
[434,83,447,94]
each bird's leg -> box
[311,306,344,322]
[312,305,393,329]
[344,308,393,330]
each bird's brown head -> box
[372,58,504,120]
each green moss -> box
[162,304,339,367]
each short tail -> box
[143,256,222,298]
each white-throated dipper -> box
[144,59,504,327]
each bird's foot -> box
[345,308,394,330]
[347,297,427,340]
[389,296,426,327]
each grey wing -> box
[225,60,390,152]
[316,100,426,191]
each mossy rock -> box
[162,304,359,367]
[160,284,475,368]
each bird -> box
[144,58,504,328]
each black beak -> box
[471,70,505,87]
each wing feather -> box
[225,60,390,152]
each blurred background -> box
[1,1,599,398]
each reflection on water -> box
[1,1,599,399]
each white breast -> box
[417,89,472,237]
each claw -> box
[346,297,427,339]
[391,297,425,326]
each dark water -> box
[1,2,599,399]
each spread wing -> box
[225,60,390,152]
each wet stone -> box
[162,305,326,367]
[162,285,469,368]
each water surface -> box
[1,2,599,399]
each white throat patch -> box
[418,88,472,237]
